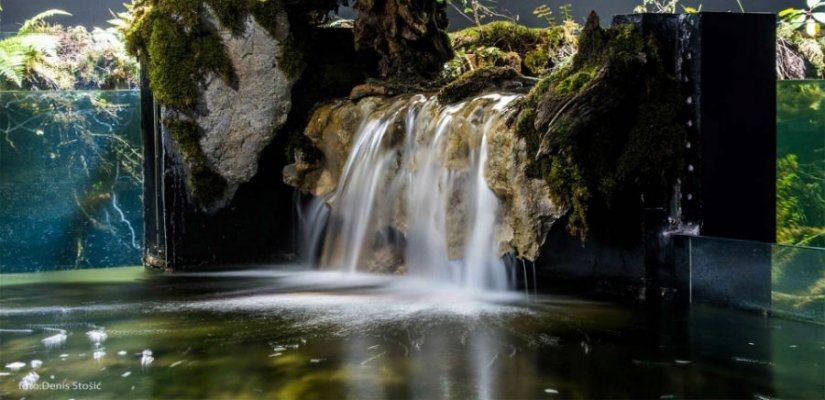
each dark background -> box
[0,0,807,32]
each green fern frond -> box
[20,9,72,33]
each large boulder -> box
[194,7,295,210]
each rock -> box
[193,7,295,210]
[286,93,565,263]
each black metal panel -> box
[140,68,167,269]
[536,12,778,301]
[680,12,777,243]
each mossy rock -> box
[125,0,297,207]
[512,12,686,240]
[452,21,547,54]
[450,20,580,77]
[438,66,520,104]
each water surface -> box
[1,267,823,399]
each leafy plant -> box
[533,5,556,26]
[533,4,574,27]
[780,0,825,38]
[0,9,70,88]
[440,0,517,28]
[634,0,680,13]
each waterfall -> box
[298,93,525,291]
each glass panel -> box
[776,80,825,247]
[683,235,825,323]
[0,90,143,272]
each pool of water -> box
[0,267,823,399]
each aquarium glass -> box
[683,235,825,323]
[0,90,143,272]
[776,80,825,248]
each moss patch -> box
[276,36,306,81]
[165,118,228,205]
[511,12,686,240]
[450,20,581,78]
[438,66,519,104]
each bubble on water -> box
[0,372,11,377]
[59,354,69,359]
[675,360,691,365]
[141,350,154,369]
[272,346,287,352]
[30,360,43,369]
[117,351,127,356]
[86,329,108,344]
[269,353,283,358]
[544,388,559,394]
[18,371,39,390]
[169,361,184,368]
[310,359,325,363]
[42,332,67,349]
[93,351,106,362]
[5,362,25,371]
[122,371,131,378]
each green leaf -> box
[779,8,798,17]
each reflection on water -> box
[0,266,823,399]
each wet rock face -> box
[285,93,565,263]
[194,8,295,210]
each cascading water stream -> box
[300,94,523,292]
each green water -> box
[0,267,823,399]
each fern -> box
[533,5,556,27]
[0,9,68,88]
[559,4,574,22]
[20,10,72,33]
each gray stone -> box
[194,7,295,211]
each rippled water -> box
[0,267,823,399]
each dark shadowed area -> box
[0,0,808,32]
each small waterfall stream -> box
[299,94,523,291]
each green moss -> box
[192,32,233,82]
[554,65,597,95]
[189,164,228,205]
[277,36,306,81]
[165,118,228,205]
[449,21,579,78]
[147,16,198,109]
[205,0,249,35]
[452,21,545,54]
[157,0,203,30]
[524,47,551,76]
[438,66,519,104]
[512,12,686,241]
[549,148,590,238]
[248,0,284,38]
